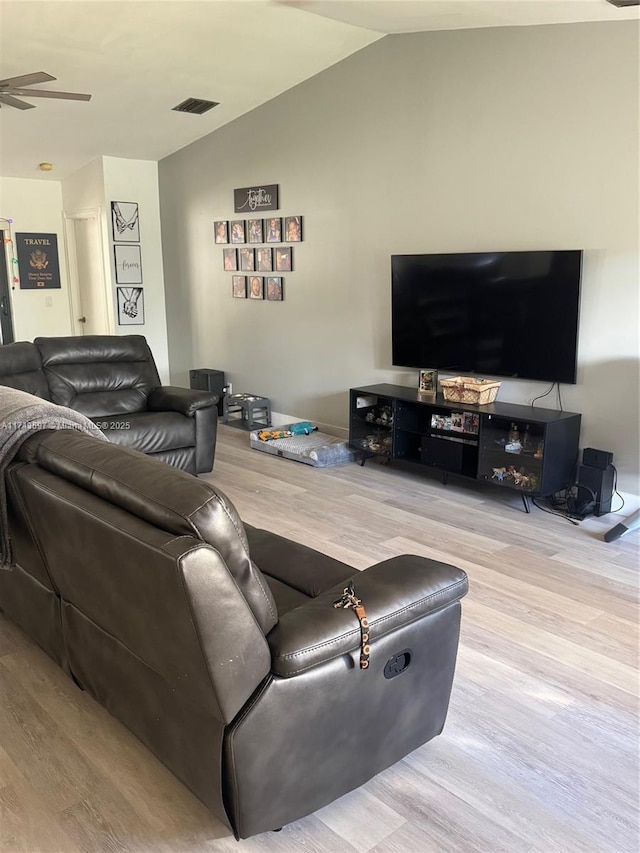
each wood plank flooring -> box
[1,424,638,852]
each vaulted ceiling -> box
[0,0,637,181]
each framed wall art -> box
[239,247,255,271]
[232,275,247,298]
[248,276,264,300]
[284,215,302,242]
[114,244,142,284]
[111,202,140,243]
[247,218,264,243]
[230,220,246,243]
[275,246,292,272]
[223,248,238,271]
[117,286,144,325]
[265,217,282,243]
[257,247,273,272]
[214,220,229,244]
[266,276,283,301]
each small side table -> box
[223,394,272,430]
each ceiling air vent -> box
[172,98,219,115]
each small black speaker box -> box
[578,464,614,516]
[190,368,225,416]
[582,447,614,470]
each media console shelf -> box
[349,384,581,511]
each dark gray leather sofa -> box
[0,335,218,473]
[1,429,469,840]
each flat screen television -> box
[391,250,582,384]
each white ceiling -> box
[0,0,637,182]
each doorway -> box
[64,209,113,335]
[0,228,15,344]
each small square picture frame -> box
[114,244,143,284]
[275,246,292,272]
[284,215,302,242]
[418,368,438,396]
[117,286,144,325]
[230,220,246,243]
[223,248,238,271]
[214,220,229,244]
[256,247,273,272]
[266,276,283,301]
[265,217,282,243]
[248,276,264,300]
[247,218,264,243]
[232,275,247,298]
[239,247,255,271]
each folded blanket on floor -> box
[0,385,107,569]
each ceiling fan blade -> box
[0,93,36,110]
[0,71,56,89]
[8,88,92,102]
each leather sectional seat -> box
[1,429,469,840]
[0,335,218,473]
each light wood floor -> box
[1,425,638,852]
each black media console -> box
[349,384,581,511]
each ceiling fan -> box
[0,72,91,110]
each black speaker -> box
[582,447,614,470]
[578,464,614,516]
[190,368,225,416]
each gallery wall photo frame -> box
[257,246,273,272]
[248,276,264,300]
[117,286,145,325]
[230,220,246,243]
[284,215,302,242]
[214,220,229,244]
[223,248,238,271]
[111,201,140,243]
[275,246,292,272]
[232,275,247,298]
[247,218,264,243]
[114,244,143,284]
[266,276,283,301]
[239,247,255,272]
[265,217,282,243]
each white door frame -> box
[63,207,114,335]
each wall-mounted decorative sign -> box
[114,244,143,284]
[16,232,61,289]
[117,286,144,325]
[111,201,140,243]
[234,184,279,213]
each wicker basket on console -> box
[440,376,502,405]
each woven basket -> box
[440,376,502,405]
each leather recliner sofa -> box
[1,429,469,840]
[0,335,218,473]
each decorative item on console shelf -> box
[214,186,303,303]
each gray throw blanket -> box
[0,385,107,569]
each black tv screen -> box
[391,250,582,384]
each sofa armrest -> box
[267,555,468,677]
[147,385,218,417]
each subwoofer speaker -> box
[582,447,614,470]
[578,464,615,516]
[190,368,225,416]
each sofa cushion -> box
[0,341,50,400]
[34,431,278,635]
[94,412,195,455]
[34,335,160,417]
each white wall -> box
[0,176,72,341]
[159,21,639,492]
